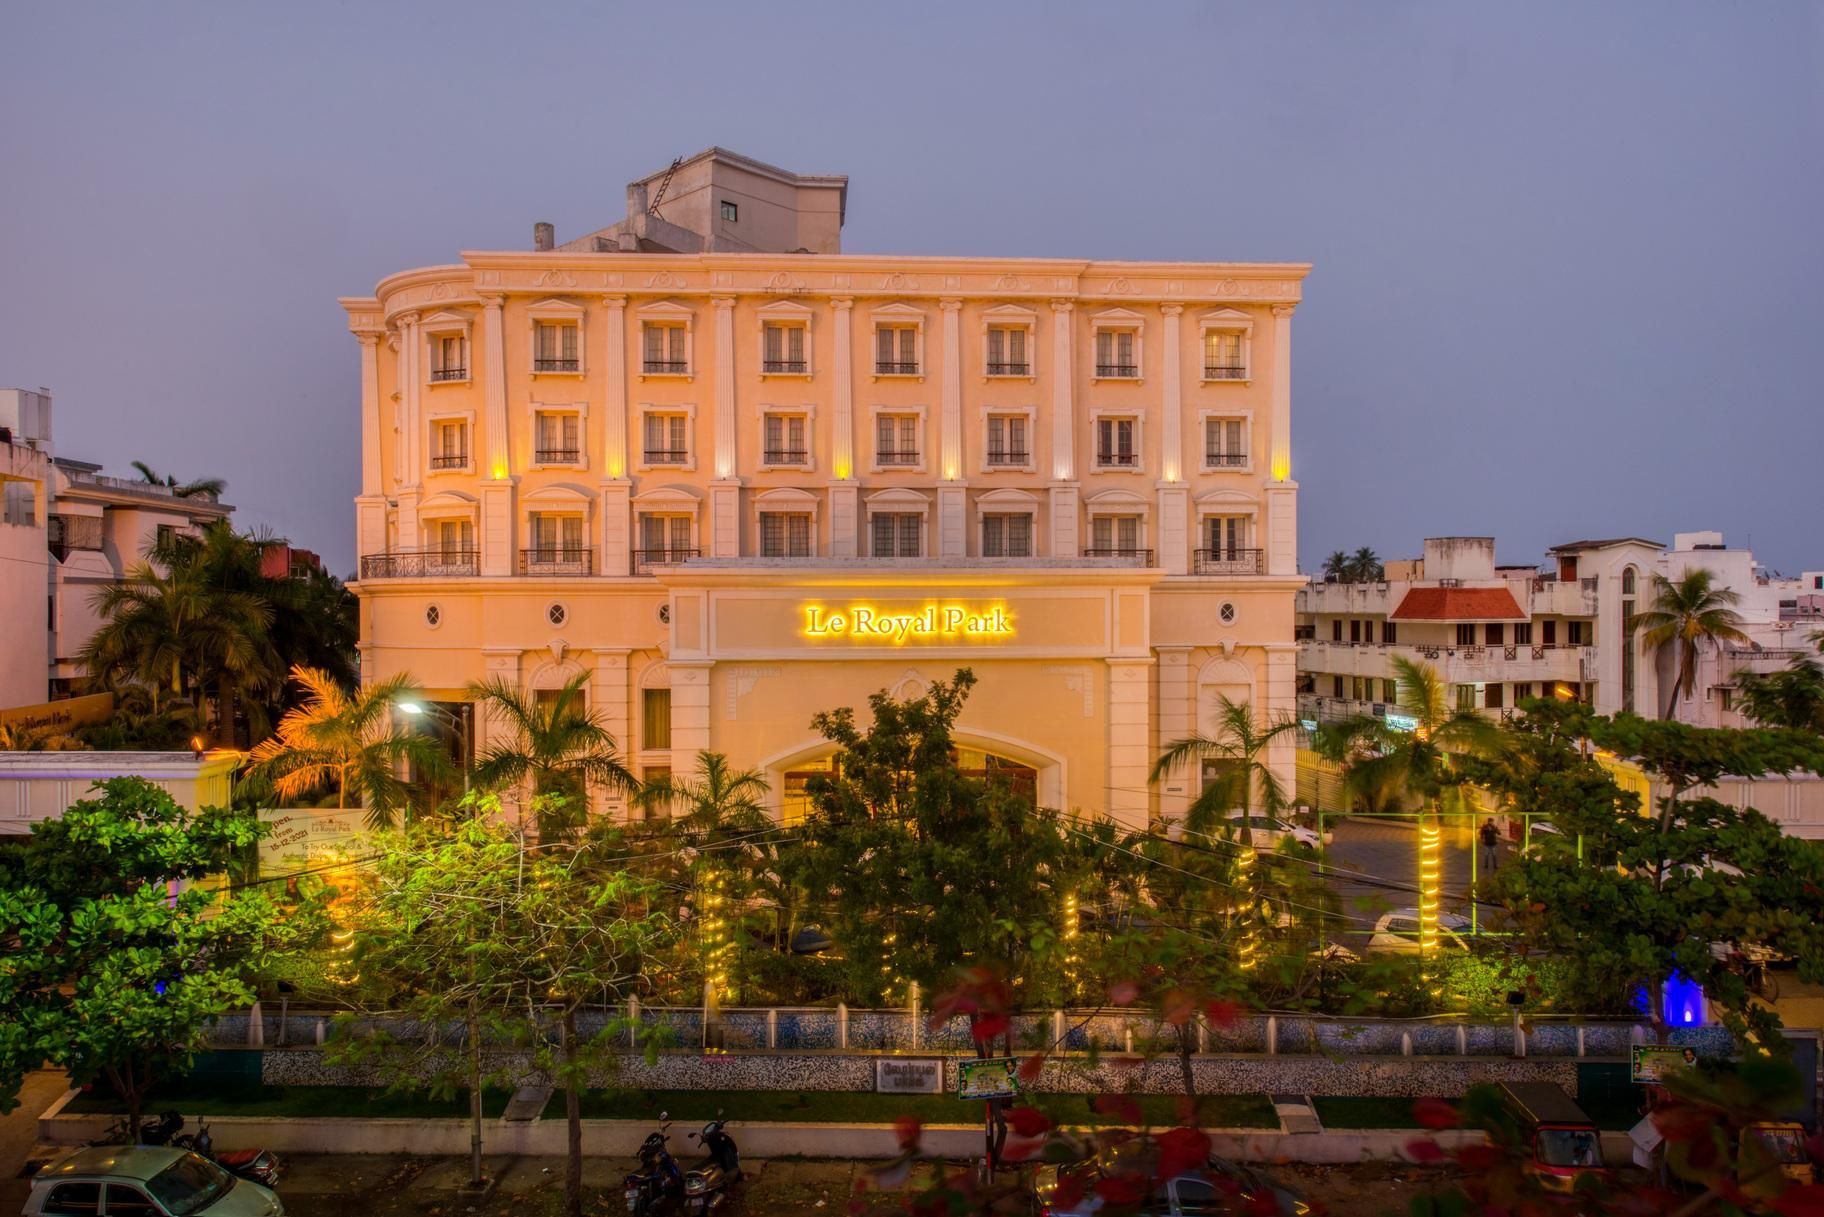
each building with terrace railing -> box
[340,147,1309,827]
[1298,532,1820,729]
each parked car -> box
[1033,1136,1308,1216]
[23,1146,283,1216]
[1211,811,1329,851]
[1365,908,1470,953]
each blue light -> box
[1632,971,1704,1026]
[154,981,167,997]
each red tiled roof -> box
[1390,587,1527,621]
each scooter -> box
[622,1114,683,1216]
[682,1116,741,1212]
[174,1118,285,1189]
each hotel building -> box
[342,149,1309,827]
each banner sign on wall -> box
[257,807,366,876]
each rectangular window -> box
[875,327,918,375]
[1332,619,1342,642]
[643,688,672,750]
[1363,619,1376,644]
[1456,685,1476,711]
[534,412,580,464]
[1204,516,1247,561]
[875,414,918,465]
[1382,678,1398,703]
[431,334,468,381]
[1332,675,1345,698]
[431,419,469,468]
[435,519,474,559]
[870,512,922,558]
[1484,623,1505,645]
[1383,621,1397,644]
[1090,515,1142,552]
[642,324,687,374]
[1542,620,1557,646]
[642,414,688,464]
[1349,619,1361,644]
[530,513,584,555]
[1513,621,1532,644]
[534,322,579,372]
[1513,682,1533,702]
[1486,683,1505,709]
[759,511,813,558]
[1203,330,1245,379]
[1568,620,1587,646]
[720,200,738,222]
[981,513,1033,558]
[1455,623,1476,646]
[1204,417,1246,468]
[985,415,1028,466]
[763,323,807,374]
[1095,329,1137,377]
[763,414,807,464]
[986,327,1029,375]
[1096,417,1137,467]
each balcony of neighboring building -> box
[1298,637,1593,685]
[1298,580,1395,615]
[1527,575,1601,617]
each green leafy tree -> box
[1630,568,1751,721]
[468,672,639,841]
[337,808,667,1216]
[1471,701,1824,1043]
[246,665,449,829]
[1735,649,1824,733]
[1347,545,1384,582]
[1151,695,1302,845]
[1320,550,1350,583]
[0,778,316,1130]
[129,460,227,500]
[1315,655,1504,954]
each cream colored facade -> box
[343,152,1308,828]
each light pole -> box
[397,700,471,793]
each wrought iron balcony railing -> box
[875,361,919,375]
[533,358,580,373]
[986,362,1031,376]
[1193,548,1264,575]
[763,359,808,374]
[1080,547,1155,567]
[430,454,468,470]
[535,448,581,464]
[1096,363,1139,378]
[643,360,688,375]
[986,450,1030,466]
[875,450,920,466]
[631,547,701,575]
[519,548,593,576]
[643,449,690,464]
[430,367,468,382]
[1204,453,1246,468]
[763,449,808,465]
[360,548,479,579]
[1203,365,1247,380]
[1096,452,1140,468]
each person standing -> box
[1479,818,1501,875]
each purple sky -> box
[3,2,1820,577]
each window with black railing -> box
[431,453,468,469]
[534,412,581,465]
[535,448,581,464]
[533,357,578,372]
[763,413,808,466]
[430,334,468,382]
[1094,328,1138,378]
[986,326,1030,376]
[1095,417,1138,468]
[642,322,688,375]
[643,359,688,375]
[763,321,809,374]
[633,514,697,573]
[1203,330,1246,380]
[764,359,808,374]
[986,448,1030,466]
[533,321,579,374]
[875,414,919,466]
[763,449,808,465]
[875,325,918,375]
[430,367,468,382]
[985,414,1029,468]
[642,413,689,466]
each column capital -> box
[599,293,628,309]
[354,330,383,347]
[393,310,420,327]
[1271,304,1297,318]
[1160,303,1184,317]
[938,297,963,312]
[478,292,506,309]
[711,294,737,310]
[830,295,854,311]
[1050,299,1076,314]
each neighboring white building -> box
[0,387,235,705]
[1299,531,1819,729]
[0,749,242,835]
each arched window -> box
[1622,566,1637,595]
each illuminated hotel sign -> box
[803,603,1014,643]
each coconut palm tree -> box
[1321,550,1351,583]
[1348,546,1384,582]
[1628,569,1751,721]
[1735,652,1824,732]
[1314,655,1504,955]
[468,672,639,842]
[131,460,227,500]
[246,666,448,829]
[1151,695,1304,845]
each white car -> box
[23,1146,283,1216]
[1212,811,1331,851]
[1365,907,1471,953]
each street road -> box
[1320,816,1505,945]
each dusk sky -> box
[2,2,1819,577]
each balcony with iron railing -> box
[520,548,593,576]
[642,360,688,375]
[1096,364,1139,378]
[875,361,919,376]
[875,449,919,466]
[986,362,1031,376]
[643,449,690,465]
[1203,364,1247,380]
[535,448,581,464]
[1193,548,1264,575]
[360,548,479,579]
[763,359,808,374]
[1299,637,1591,684]
[986,449,1030,467]
[430,453,468,470]
[631,547,701,575]
[534,357,580,373]
[1204,452,1246,468]
[1080,547,1155,567]
[763,449,808,465]
[1095,451,1140,468]
[430,367,468,382]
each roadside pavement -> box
[0,1071,71,1215]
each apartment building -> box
[342,148,1310,827]
[0,387,234,704]
[1298,532,1820,729]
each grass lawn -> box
[557,1089,1277,1129]
[63,1081,516,1121]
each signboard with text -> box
[257,807,366,877]
[876,1058,944,1094]
[1631,1044,1700,1084]
[957,1057,1020,1101]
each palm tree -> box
[246,666,448,829]
[1314,655,1504,955]
[1629,570,1751,721]
[1321,551,1351,583]
[1151,695,1304,845]
[468,672,639,842]
[131,460,227,500]
[1348,546,1384,582]
[1736,652,1824,732]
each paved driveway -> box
[1319,816,1506,946]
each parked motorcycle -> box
[682,1115,740,1212]
[622,1114,683,1215]
[90,1109,184,1147]
[173,1118,285,1188]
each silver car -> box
[22,1146,282,1217]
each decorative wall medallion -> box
[764,271,807,294]
[879,272,919,290]
[531,269,578,289]
[1102,277,1135,294]
[1041,664,1096,717]
[724,666,782,720]
[990,274,1032,292]
[646,270,686,289]
[1212,279,1239,295]
[429,281,462,300]
[888,669,930,701]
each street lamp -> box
[397,700,471,792]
